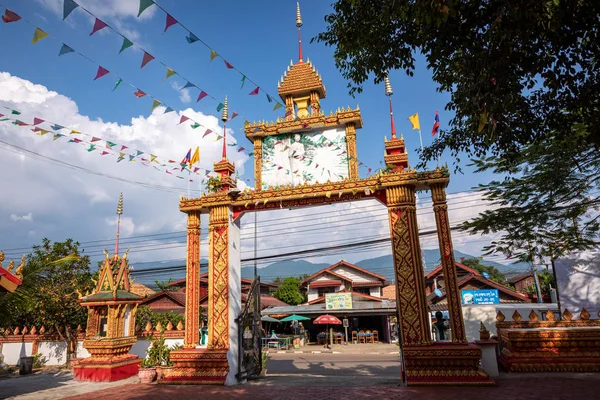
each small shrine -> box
[72,193,143,382]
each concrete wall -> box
[226,214,241,386]
[333,265,375,283]
[1,342,32,365]
[38,341,67,366]
[461,303,559,342]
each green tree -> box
[460,258,508,285]
[272,277,305,305]
[316,1,600,257]
[12,239,94,367]
[154,278,177,291]
[523,269,556,296]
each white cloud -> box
[10,213,33,222]
[0,71,247,263]
[170,81,191,104]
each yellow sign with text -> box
[325,292,353,310]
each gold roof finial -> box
[221,96,229,122]
[116,192,123,215]
[384,75,393,96]
[296,2,303,27]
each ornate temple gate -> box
[236,278,262,381]
[161,4,493,387]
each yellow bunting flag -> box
[190,146,200,165]
[70,130,80,134]
[165,68,176,80]
[150,154,158,163]
[37,129,49,136]
[210,49,218,62]
[408,113,420,130]
[263,199,268,205]
[32,28,49,44]
[151,99,161,112]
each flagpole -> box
[418,129,424,152]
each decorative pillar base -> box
[72,337,140,382]
[72,356,141,382]
[159,348,229,385]
[403,343,494,386]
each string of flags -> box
[0,106,217,183]
[61,0,284,112]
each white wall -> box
[226,213,241,386]
[37,341,67,366]
[555,249,600,317]
[333,265,376,283]
[369,287,381,298]
[1,342,32,365]
[461,303,559,342]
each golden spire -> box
[385,75,397,139]
[115,192,123,255]
[117,192,123,215]
[296,3,303,61]
[221,96,229,122]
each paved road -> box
[257,352,402,386]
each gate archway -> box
[160,5,493,387]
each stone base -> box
[159,348,229,385]
[403,343,495,386]
[72,355,141,382]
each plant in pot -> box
[139,334,172,383]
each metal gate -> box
[236,277,262,381]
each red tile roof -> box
[301,260,386,286]
[352,281,383,288]
[310,280,343,288]
[425,262,482,280]
[428,273,531,304]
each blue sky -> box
[0,0,504,270]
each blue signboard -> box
[482,272,490,279]
[461,289,500,305]
[434,288,443,297]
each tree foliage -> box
[135,305,186,329]
[460,258,507,285]
[272,277,305,305]
[316,0,600,257]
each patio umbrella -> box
[279,314,311,322]
[261,316,281,323]
[313,314,342,346]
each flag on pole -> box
[431,111,440,136]
[180,148,191,171]
[190,146,200,165]
[408,113,420,130]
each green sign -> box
[325,292,353,310]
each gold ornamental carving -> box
[184,211,201,348]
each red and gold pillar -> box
[387,185,431,346]
[345,122,358,180]
[184,211,201,348]
[431,183,467,344]
[253,138,263,191]
[207,205,230,349]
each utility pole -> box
[528,241,543,303]
[254,211,258,280]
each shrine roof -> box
[81,290,143,302]
[278,60,326,100]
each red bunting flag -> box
[120,145,128,151]
[179,115,190,124]
[2,9,21,23]
[224,60,234,69]
[238,147,245,152]
[164,13,177,32]
[202,129,212,138]
[91,137,101,142]
[141,51,154,68]
[94,66,110,80]
[100,151,109,156]
[197,91,208,102]
[230,112,238,120]
[33,118,44,125]
[90,18,108,36]
[166,170,172,174]
[249,87,259,95]
[134,89,146,98]
[168,160,176,163]
[73,138,82,143]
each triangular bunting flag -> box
[70,130,80,134]
[150,154,158,163]
[37,129,49,136]
[129,155,136,162]
[165,13,177,32]
[91,137,101,142]
[186,32,199,44]
[273,102,283,111]
[94,66,110,80]
[166,170,172,174]
[266,93,273,103]
[13,120,28,126]
[238,147,245,152]
[59,44,74,56]
[117,152,126,162]
[33,118,44,125]
[202,129,212,138]
[240,75,246,88]
[197,91,208,102]
[51,124,64,130]
[90,18,108,36]
[214,135,223,142]
[120,145,128,151]
[141,51,154,68]
[151,99,161,111]
[134,89,146,98]
[210,49,218,62]
[86,144,95,151]
[2,9,21,23]
[190,122,200,129]
[182,81,195,89]
[179,116,189,124]
[216,103,224,112]
[165,67,176,80]
[112,78,123,92]
[224,60,234,69]
[53,133,64,141]
[136,150,144,156]
[119,37,133,54]
[100,151,109,156]
[164,107,174,114]
[106,141,116,148]
[138,0,154,17]
[63,0,78,20]
[70,137,82,143]
[230,112,238,120]
[249,87,259,95]
[32,28,49,44]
